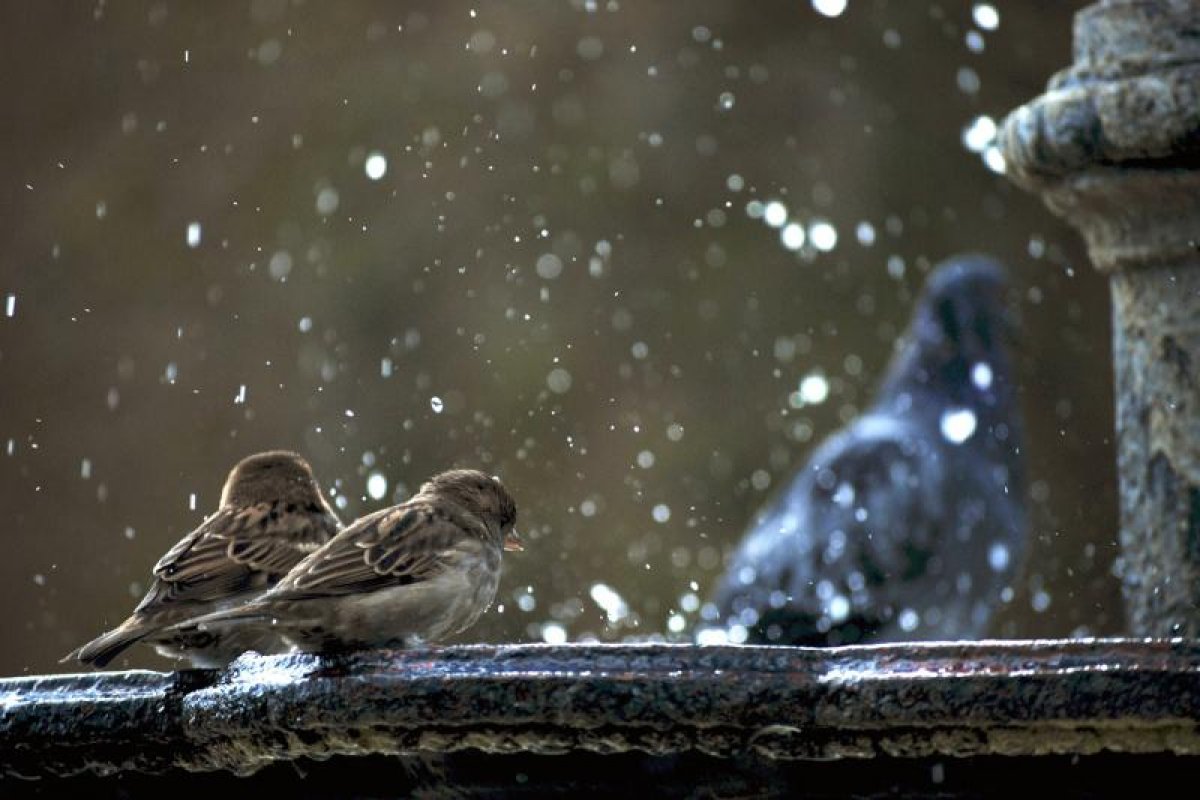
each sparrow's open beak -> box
[503,528,525,552]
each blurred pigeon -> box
[172,469,522,653]
[710,254,1027,645]
[66,451,341,668]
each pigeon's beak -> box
[503,528,525,552]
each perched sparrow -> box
[66,451,341,668]
[710,254,1027,645]
[174,469,522,653]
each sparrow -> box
[173,469,522,653]
[66,450,342,668]
[710,254,1028,645]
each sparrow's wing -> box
[268,501,484,600]
[136,502,339,612]
[718,415,949,636]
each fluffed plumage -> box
[66,450,341,668]
[710,254,1027,645]
[172,468,522,653]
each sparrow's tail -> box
[62,620,153,669]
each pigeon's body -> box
[67,451,341,668]
[712,255,1027,645]
[173,469,521,654]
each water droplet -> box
[763,201,788,228]
[781,222,806,251]
[940,408,977,444]
[971,362,994,390]
[577,36,604,60]
[546,367,572,394]
[268,250,293,281]
[809,220,838,252]
[430,396,444,413]
[751,469,771,491]
[316,186,340,215]
[697,627,729,645]
[256,38,283,65]
[364,152,388,180]
[828,595,850,622]
[811,0,848,17]
[651,503,671,523]
[1031,588,1051,613]
[988,541,1011,572]
[589,582,629,623]
[961,115,996,153]
[541,622,568,644]
[972,3,1000,31]
[366,472,388,500]
[983,145,1006,174]
[957,66,981,94]
[186,221,202,248]
[535,253,563,280]
[798,373,830,405]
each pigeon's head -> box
[917,254,1016,365]
[221,450,324,508]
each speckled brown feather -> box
[172,469,521,653]
[66,451,341,668]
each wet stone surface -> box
[2,641,1200,781]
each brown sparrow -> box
[66,450,341,668]
[175,469,521,653]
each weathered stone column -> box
[1000,1,1200,635]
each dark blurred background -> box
[0,0,1116,675]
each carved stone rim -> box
[999,0,1200,188]
[2,639,1200,779]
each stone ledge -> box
[2,639,1199,781]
